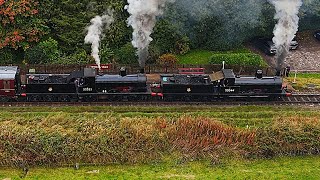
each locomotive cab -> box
[210,69,240,95]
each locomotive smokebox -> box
[120,67,127,77]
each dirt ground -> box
[248,30,320,71]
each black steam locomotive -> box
[0,66,289,102]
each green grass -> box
[0,105,318,129]
[177,49,216,64]
[286,73,320,91]
[289,73,320,79]
[1,156,320,179]
[0,105,318,128]
[177,48,252,65]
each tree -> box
[39,0,130,54]
[0,0,47,50]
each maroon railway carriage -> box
[0,66,20,101]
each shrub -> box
[25,38,60,64]
[100,45,114,64]
[38,38,60,62]
[157,53,178,66]
[52,49,90,65]
[25,45,47,64]
[255,116,320,158]
[175,36,190,55]
[209,53,267,67]
[114,42,137,64]
[0,49,14,64]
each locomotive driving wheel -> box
[83,95,97,102]
[58,95,70,102]
[29,95,41,102]
[0,96,9,102]
[45,95,55,102]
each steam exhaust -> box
[269,0,302,75]
[84,10,114,70]
[125,0,174,68]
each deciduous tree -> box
[0,0,47,50]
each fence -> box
[7,64,276,76]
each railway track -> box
[0,94,320,107]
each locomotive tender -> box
[0,66,289,102]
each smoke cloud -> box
[165,0,265,49]
[125,0,174,68]
[269,0,302,72]
[85,10,114,69]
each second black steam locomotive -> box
[0,66,289,102]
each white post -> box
[222,61,225,69]
[293,70,297,84]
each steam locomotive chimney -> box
[139,68,145,74]
[275,69,281,76]
[120,67,127,77]
[255,70,263,79]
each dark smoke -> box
[269,0,302,72]
[165,0,265,49]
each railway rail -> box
[0,94,320,107]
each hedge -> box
[2,114,320,167]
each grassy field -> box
[286,73,320,91]
[0,105,317,128]
[177,49,252,65]
[1,156,320,179]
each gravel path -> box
[285,31,320,71]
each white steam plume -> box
[125,0,174,68]
[269,0,302,72]
[85,11,114,69]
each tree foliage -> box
[0,0,47,50]
[157,53,178,66]
[0,0,319,64]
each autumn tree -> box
[0,0,47,50]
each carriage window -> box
[3,81,10,89]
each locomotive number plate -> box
[83,87,93,92]
[225,89,235,93]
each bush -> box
[0,115,254,166]
[114,42,137,64]
[175,36,190,55]
[25,38,60,64]
[38,38,60,62]
[209,53,267,67]
[25,45,47,64]
[100,45,114,64]
[52,49,90,65]
[256,116,320,158]
[157,53,178,66]
[0,49,14,64]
